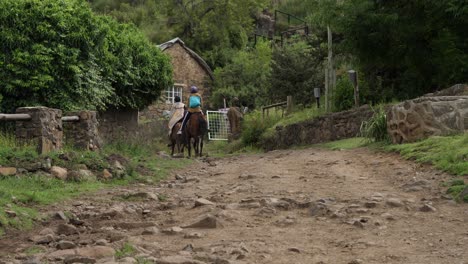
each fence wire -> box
[207,110,230,141]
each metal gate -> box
[207,110,230,141]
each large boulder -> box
[387,96,468,143]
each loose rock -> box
[194,198,215,207]
[162,226,184,235]
[142,227,160,235]
[386,198,403,207]
[0,167,17,176]
[419,204,437,212]
[183,215,223,229]
[76,246,115,259]
[64,256,96,264]
[57,240,77,250]
[50,166,68,180]
[184,232,204,239]
[57,224,78,236]
[156,256,206,264]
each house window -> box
[165,85,183,104]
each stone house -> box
[139,38,214,122]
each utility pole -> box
[325,26,334,112]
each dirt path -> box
[1,147,467,264]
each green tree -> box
[212,39,272,109]
[333,0,468,101]
[270,39,324,106]
[87,0,174,43]
[0,0,172,112]
[0,0,113,112]
[97,16,173,109]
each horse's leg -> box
[187,137,191,158]
[200,136,203,157]
[171,140,175,156]
[193,138,198,157]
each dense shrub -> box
[0,0,172,112]
[360,106,389,142]
[333,77,355,112]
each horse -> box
[185,112,207,157]
[169,122,184,156]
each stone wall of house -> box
[15,107,63,154]
[387,96,468,144]
[140,42,213,122]
[139,96,169,123]
[262,106,374,151]
[98,109,139,143]
[63,111,101,150]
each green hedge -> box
[0,0,172,112]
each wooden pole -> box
[286,96,293,115]
[327,25,333,112]
[325,67,329,112]
[62,116,80,122]
[0,114,31,121]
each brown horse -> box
[170,122,184,156]
[185,112,207,157]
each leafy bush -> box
[270,40,324,107]
[360,106,389,142]
[333,77,355,112]
[0,0,172,112]
[212,39,272,109]
[241,111,280,146]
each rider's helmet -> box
[190,86,198,94]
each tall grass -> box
[360,106,390,142]
[0,133,38,165]
[385,134,468,176]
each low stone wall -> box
[15,107,63,154]
[63,111,101,150]
[98,109,139,143]
[262,106,374,151]
[387,96,468,143]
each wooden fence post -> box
[286,96,293,115]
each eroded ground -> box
[0,147,467,264]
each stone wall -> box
[98,109,139,143]
[262,106,374,151]
[424,84,468,97]
[63,111,101,150]
[15,107,63,154]
[387,96,468,144]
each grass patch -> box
[263,106,325,138]
[384,134,468,176]
[445,179,468,202]
[115,243,136,258]
[0,132,190,235]
[318,137,368,150]
[23,245,47,255]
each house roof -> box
[158,37,214,81]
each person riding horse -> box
[178,86,203,134]
[178,86,206,157]
[168,96,185,136]
[167,96,186,155]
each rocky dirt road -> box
[0,147,467,264]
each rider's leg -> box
[178,112,190,134]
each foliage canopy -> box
[0,0,172,112]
